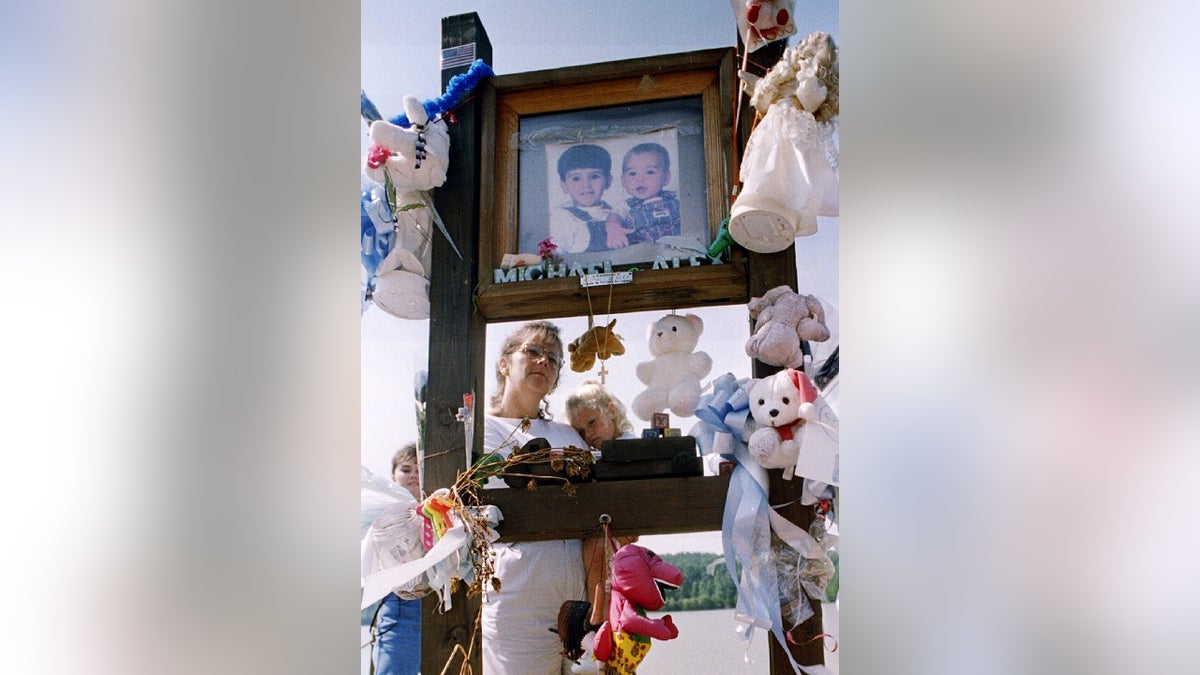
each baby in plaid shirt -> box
[608,142,681,247]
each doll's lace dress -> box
[730,100,839,252]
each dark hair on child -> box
[391,443,418,472]
[624,142,670,173]
[557,144,612,180]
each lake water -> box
[362,607,773,674]
[634,608,771,674]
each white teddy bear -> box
[746,368,818,480]
[632,313,713,421]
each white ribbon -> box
[361,525,469,610]
[361,504,502,612]
[722,445,835,674]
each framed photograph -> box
[530,110,699,268]
[476,48,749,321]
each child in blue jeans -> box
[372,444,423,675]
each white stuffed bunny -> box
[362,96,450,319]
[364,96,450,192]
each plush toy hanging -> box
[745,285,831,369]
[359,60,494,318]
[568,267,625,383]
[729,0,797,53]
[744,367,840,486]
[592,544,684,674]
[746,368,819,480]
[568,318,626,373]
[360,94,449,319]
[729,31,839,253]
[632,313,713,421]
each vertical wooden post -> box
[750,247,827,671]
[738,37,828,672]
[421,12,492,675]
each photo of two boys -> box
[537,128,706,266]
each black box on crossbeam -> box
[594,435,702,481]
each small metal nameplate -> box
[579,271,633,287]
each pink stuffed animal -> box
[593,544,683,674]
[745,285,830,368]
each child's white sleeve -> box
[549,207,589,253]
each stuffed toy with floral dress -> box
[592,544,683,674]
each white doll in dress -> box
[730,31,839,254]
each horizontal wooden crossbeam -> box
[478,475,730,542]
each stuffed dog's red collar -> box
[776,423,796,441]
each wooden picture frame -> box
[476,47,747,321]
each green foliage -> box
[657,552,738,612]
[825,549,839,603]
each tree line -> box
[360,550,740,624]
[656,551,737,612]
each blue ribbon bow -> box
[692,373,754,456]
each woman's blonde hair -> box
[489,321,565,416]
[564,379,633,437]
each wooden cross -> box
[420,13,823,674]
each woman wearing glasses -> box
[482,320,590,674]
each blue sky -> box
[362,0,838,157]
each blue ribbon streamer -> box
[360,90,382,124]
[361,61,495,128]
[721,451,814,674]
[360,186,395,285]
